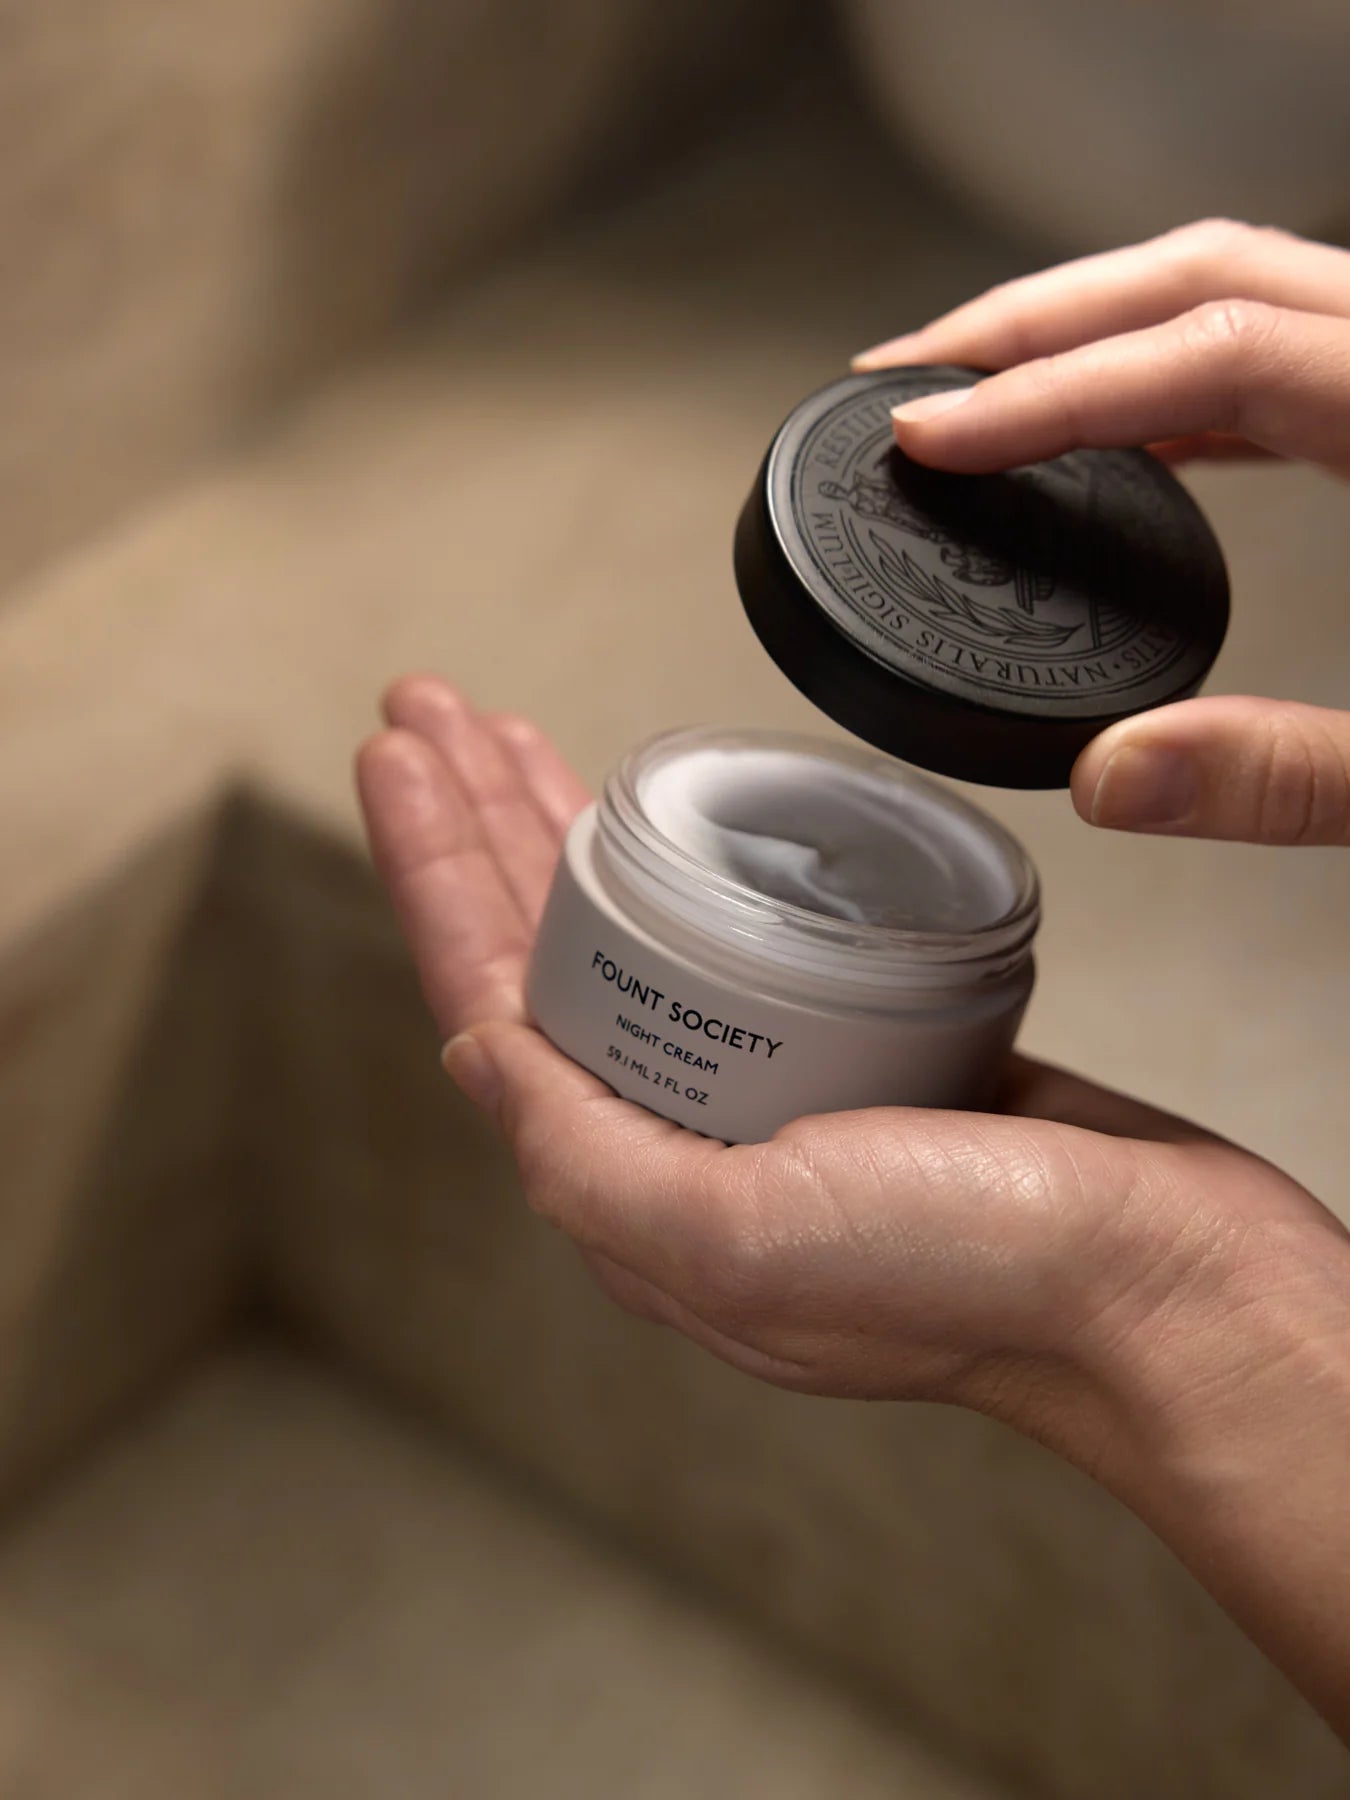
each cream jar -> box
[527,727,1039,1142]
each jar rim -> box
[594,726,1040,1002]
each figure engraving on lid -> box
[785,378,1214,711]
[818,468,1059,617]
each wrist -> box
[972,1149,1350,1490]
[1037,1169,1350,1731]
[1089,1187,1350,1484]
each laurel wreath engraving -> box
[869,532,1082,651]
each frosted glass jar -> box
[526,727,1039,1143]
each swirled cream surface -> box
[637,745,1016,933]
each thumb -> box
[442,1018,613,1128]
[1072,696,1350,846]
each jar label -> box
[526,825,1030,1144]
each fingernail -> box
[1089,743,1199,831]
[442,1031,502,1114]
[891,388,974,425]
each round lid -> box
[734,366,1230,789]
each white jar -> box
[527,727,1039,1143]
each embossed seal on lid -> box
[734,366,1230,788]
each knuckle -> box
[1183,295,1279,360]
[1178,299,1282,433]
[1024,350,1068,398]
[1166,216,1256,272]
[1253,716,1322,845]
[1157,219,1306,319]
[1021,350,1085,437]
[980,280,1039,363]
[1243,221,1303,255]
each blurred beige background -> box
[1,4,1348,1797]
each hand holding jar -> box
[357,221,1350,1740]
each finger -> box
[888,302,1350,474]
[355,729,530,1035]
[1071,696,1350,846]
[853,220,1350,372]
[382,677,562,926]
[484,711,592,839]
[442,1020,740,1295]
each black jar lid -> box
[734,366,1230,789]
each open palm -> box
[356,677,1336,1435]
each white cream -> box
[638,745,1016,933]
